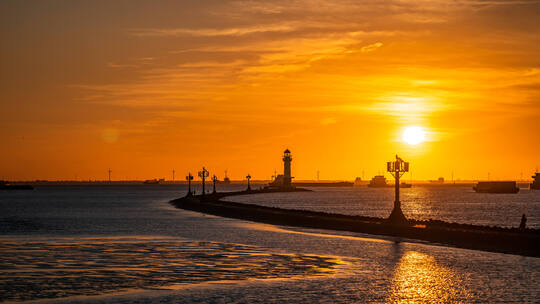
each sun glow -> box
[402,126,426,145]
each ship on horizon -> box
[367,175,411,188]
[367,175,392,188]
[400,182,412,188]
[143,178,165,184]
[473,181,519,193]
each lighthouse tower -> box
[283,149,292,186]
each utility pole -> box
[172,169,175,183]
[108,168,112,184]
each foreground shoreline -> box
[170,188,540,257]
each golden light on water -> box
[388,251,464,303]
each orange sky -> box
[1,0,539,181]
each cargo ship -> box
[143,178,165,184]
[531,173,540,190]
[473,181,519,193]
[367,175,392,188]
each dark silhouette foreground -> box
[170,188,539,257]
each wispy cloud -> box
[69,0,540,131]
[130,23,300,37]
[360,42,383,53]
[107,62,139,69]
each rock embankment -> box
[170,189,540,257]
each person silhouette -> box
[519,214,527,230]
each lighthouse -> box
[283,149,292,186]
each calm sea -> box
[0,185,538,303]
[226,186,540,228]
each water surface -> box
[0,185,538,303]
[226,186,540,228]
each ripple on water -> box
[0,237,343,302]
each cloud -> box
[107,63,139,69]
[130,23,300,37]
[176,60,248,69]
[364,99,449,117]
[70,0,540,128]
[360,42,383,53]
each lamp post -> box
[198,167,209,196]
[246,174,251,191]
[212,175,218,194]
[387,155,409,224]
[186,173,193,196]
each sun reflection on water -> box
[387,251,465,303]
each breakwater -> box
[170,188,540,257]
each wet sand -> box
[0,237,342,302]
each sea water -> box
[0,185,538,303]
[225,186,540,228]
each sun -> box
[402,126,426,145]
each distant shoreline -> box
[7,180,535,188]
[170,188,540,258]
